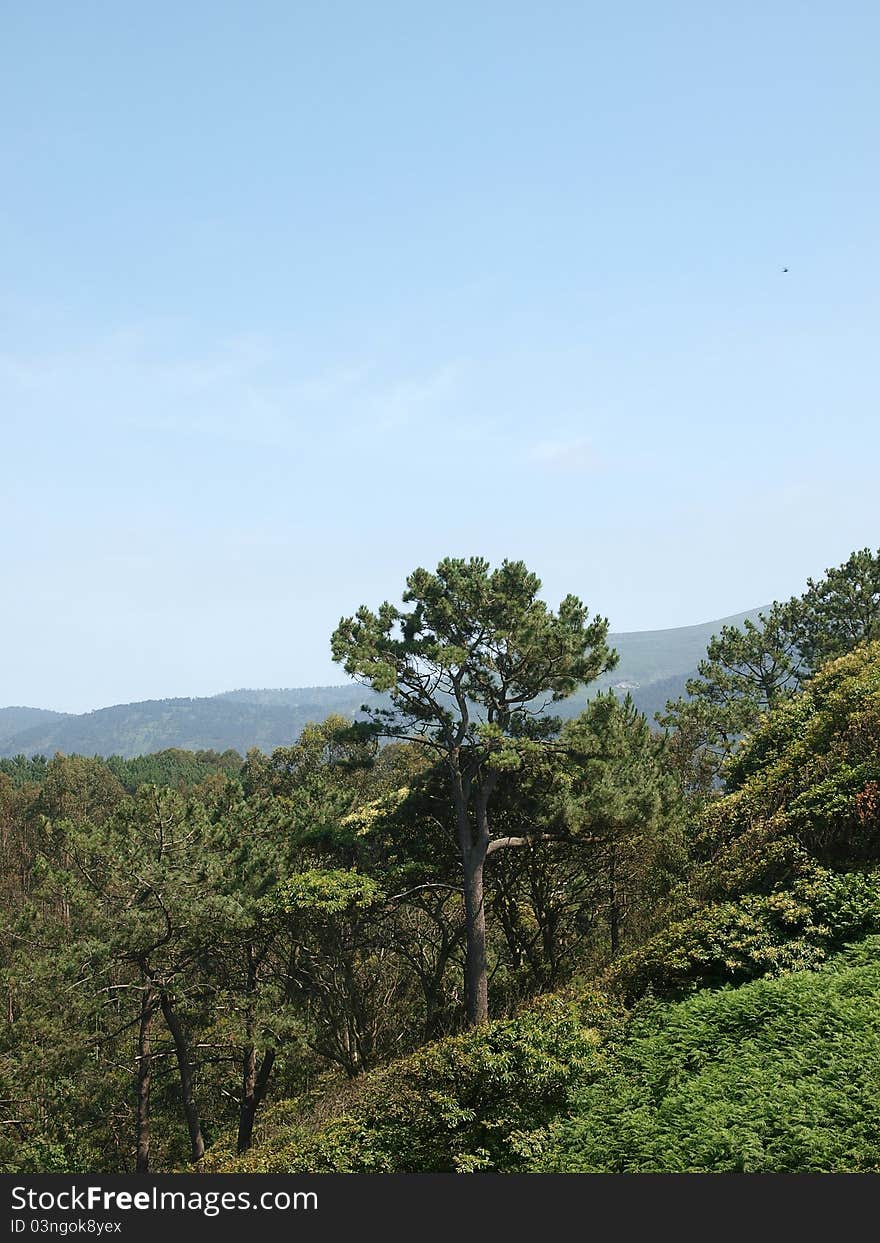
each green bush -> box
[203,992,614,1173]
[606,868,880,1001]
[534,935,880,1172]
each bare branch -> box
[486,835,529,856]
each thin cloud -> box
[528,436,602,473]
[0,323,480,460]
[364,363,464,432]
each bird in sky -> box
[782,266,789,273]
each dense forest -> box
[1,549,879,1174]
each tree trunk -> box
[450,763,496,1027]
[422,931,458,1039]
[463,849,489,1025]
[237,1046,276,1154]
[135,987,155,1174]
[159,991,205,1162]
[424,992,439,1040]
[608,848,621,958]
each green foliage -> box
[0,749,243,794]
[561,694,678,828]
[331,555,619,1026]
[5,555,880,1175]
[0,754,50,787]
[797,546,880,668]
[697,641,880,883]
[554,694,686,956]
[606,868,880,1000]
[661,547,880,788]
[658,602,805,785]
[203,992,615,1173]
[691,603,805,716]
[534,936,880,1172]
[608,644,880,1000]
[722,639,880,794]
[331,555,616,748]
[271,869,382,915]
[241,715,376,800]
[105,748,243,791]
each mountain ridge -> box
[1,607,764,758]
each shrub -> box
[202,992,614,1173]
[606,868,880,1001]
[534,935,880,1172]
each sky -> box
[2,2,879,713]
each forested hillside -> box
[207,620,880,1173]
[0,707,69,747]
[0,610,760,759]
[1,550,878,1174]
[0,689,375,761]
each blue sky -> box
[2,2,878,712]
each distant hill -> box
[0,608,763,759]
[0,706,70,746]
[214,686,377,711]
[554,607,764,720]
[0,690,376,761]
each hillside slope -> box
[0,706,69,746]
[0,692,372,760]
[207,639,880,1174]
[206,936,880,1174]
[536,936,880,1172]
